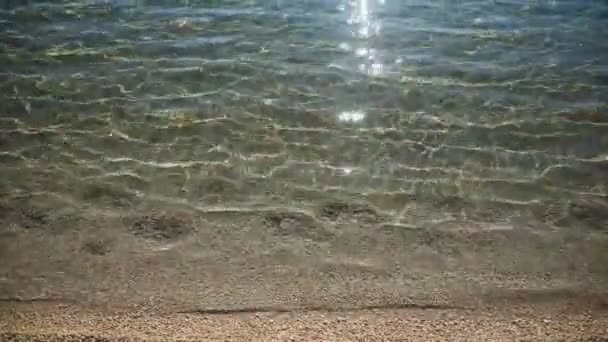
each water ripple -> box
[1,0,606,231]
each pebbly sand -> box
[1,203,608,341]
[2,291,608,342]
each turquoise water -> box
[0,0,607,308]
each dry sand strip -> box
[2,302,608,342]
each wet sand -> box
[2,298,608,341]
[1,200,608,341]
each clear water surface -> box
[0,0,607,308]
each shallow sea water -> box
[0,0,607,308]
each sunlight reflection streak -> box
[337,0,386,124]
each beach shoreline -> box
[2,296,608,341]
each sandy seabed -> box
[2,197,608,341]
